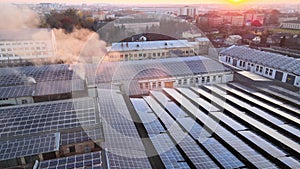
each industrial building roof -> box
[128,83,300,168]
[109,40,195,52]
[220,46,300,75]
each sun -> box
[229,0,244,3]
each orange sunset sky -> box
[0,0,299,4]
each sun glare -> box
[229,0,244,3]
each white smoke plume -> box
[0,3,107,66]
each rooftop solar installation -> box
[38,151,102,169]
[83,56,230,85]
[34,79,85,96]
[0,85,34,99]
[106,151,152,169]
[176,87,220,112]
[206,85,299,140]
[98,89,152,167]
[160,88,285,168]
[191,87,300,155]
[131,98,190,169]
[215,84,300,126]
[220,46,300,75]
[229,83,300,116]
[144,96,219,169]
[60,126,104,146]
[0,132,60,161]
[152,96,245,169]
[0,64,80,87]
[0,98,98,138]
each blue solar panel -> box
[38,151,102,169]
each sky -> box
[0,0,300,4]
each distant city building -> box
[244,10,265,26]
[220,46,300,88]
[106,40,202,62]
[113,18,160,33]
[278,14,298,23]
[198,14,223,27]
[179,6,198,18]
[0,29,57,66]
[280,20,300,30]
[223,12,244,27]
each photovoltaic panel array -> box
[131,98,190,168]
[0,98,98,138]
[190,85,300,168]
[34,79,85,96]
[98,89,152,168]
[150,91,245,169]
[0,64,80,87]
[38,151,102,169]
[0,132,60,161]
[144,96,219,169]
[60,125,104,146]
[161,88,279,168]
[0,85,34,99]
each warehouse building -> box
[0,53,299,169]
[219,46,300,89]
[106,40,206,62]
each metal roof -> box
[109,40,194,52]
[220,46,300,75]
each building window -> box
[124,54,128,58]
[265,68,269,75]
[152,82,156,88]
[145,83,149,89]
[213,76,216,82]
[139,83,143,89]
[190,50,193,54]
[178,79,182,84]
[120,55,124,58]
[242,62,246,67]
[139,53,142,57]
[69,146,76,153]
[162,52,165,56]
[21,100,28,104]
[143,53,146,57]
[148,53,152,57]
[134,54,137,57]
[183,79,187,84]
[259,66,263,73]
[195,77,199,83]
[158,82,162,87]
[190,78,194,84]
[201,77,205,83]
[207,76,210,83]
[157,53,160,56]
[269,69,273,76]
[153,53,156,57]
[256,65,259,72]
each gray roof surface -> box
[220,46,300,75]
[109,40,194,52]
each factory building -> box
[219,46,300,89]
